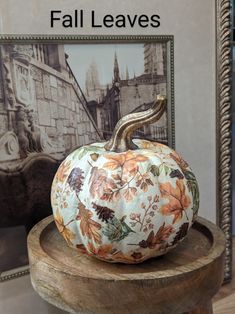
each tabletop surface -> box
[28,215,226,314]
[30,215,224,280]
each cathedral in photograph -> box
[83,42,168,142]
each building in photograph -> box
[84,43,168,142]
[0,44,101,165]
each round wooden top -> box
[28,216,225,314]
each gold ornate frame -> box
[216,0,232,282]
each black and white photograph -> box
[0,38,174,280]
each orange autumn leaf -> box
[89,167,117,199]
[103,151,148,179]
[137,140,154,149]
[154,223,175,244]
[87,242,113,258]
[139,223,175,249]
[123,187,137,202]
[54,209,75,246]
[56,160,71,182]
[169,151,189,171]
[87,242,142,263]
[159,180,191,224]
[139,140,166,150]
[112,250,143,263]
[77,202,102,244]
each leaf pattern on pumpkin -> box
[76,202,102,244]
[138,223,175,249]
[87,242,143,263]
[67,167,84,194]
[102,216,135,242]
[73,145,101,160]
[56,160,71,182]
[136,172,154,192]
[87,242,114,257]
[159,180,191,223]
[103,151,148,181]
[54,209,75,246]
[170,169,184,179]
[52,138,198,262]
[89,167,117,199]
[129,195,159,232]
[137,140,166,150]
[172,222,189,245]
[92,203,115,223]
[169,151,189,171]
[89,164,147,203]
[184,170,200,216]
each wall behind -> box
[0,0,216,222]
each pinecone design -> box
[67,167,85,194]
[92,203,115,223]
[172,223,189,245]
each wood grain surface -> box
[213,236,235,314]
[28,216,225,314]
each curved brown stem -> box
[104,95,167,153]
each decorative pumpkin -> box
[51,96,199,264]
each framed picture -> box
[0,0,232,284]
[0,36,174,281]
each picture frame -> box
[0,35,174,281]
[0,0,232,284]
[216,0,232,282]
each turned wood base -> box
[28,216,225,314]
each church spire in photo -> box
[126,66,129,80]
[113,52,120,82]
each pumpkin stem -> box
[104,95,167,153]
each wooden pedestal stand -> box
[28,216,225,314]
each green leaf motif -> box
[184,170,196,181]
[149,165,160,176]
[185,170,199,214]
[159,164,171,176]
[191,183,200,213]
[102,216,135,242]
[149,164,173,177]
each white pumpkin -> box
[51,96,199,263]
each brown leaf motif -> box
[87,242,114,258]
[129,195,159,232]
[159,180,191,223]
[122,187,137,202]
[56,160,71,182]
[54,209,75,246]
[136,173,154,192]
[172,222,189,245]
[76,202,102,244]
[139,223,174,249]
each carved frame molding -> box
[216,0,232,282]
